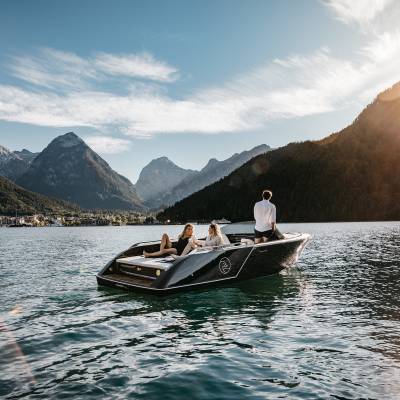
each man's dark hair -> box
[262,190,272,200]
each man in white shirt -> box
[254,190,276,244]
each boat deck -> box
[116,255,175,270]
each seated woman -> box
[193,223,223,248]
[143,223,194,258]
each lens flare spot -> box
[9,305,23,316]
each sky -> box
[1,0,400,183]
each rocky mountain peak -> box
[17,149,34,155]
[139,157,186,178]
[0,144,34,181]
[16,132,143,210]
[251,144,270,152]
[201,158,219,172]
[14,148,39,163]
[51,132,85,149]
[135,156,197,203]
[152,144,271,209]
[148,156,175,167]
[0,145,13,157]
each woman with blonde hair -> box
[193,223,223,248]
[143,223,194,258]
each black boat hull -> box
[96,233,310,295]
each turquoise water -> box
[1,222,400,399]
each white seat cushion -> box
[117,256,174,270]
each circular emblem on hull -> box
[219,257,232,275]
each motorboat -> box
[96,222,311,295]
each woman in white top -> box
[194,223,223,248]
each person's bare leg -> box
[144,233,173,257]
[160,233,172,251]
[144,248,177,258]
[255,238,262,244]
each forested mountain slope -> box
[159,83,400,222]
[0,175,79,215]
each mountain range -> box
[0,134,270,212]
[15,132,143,210]
[136,144,270,208]
[0,145,38,181]
[135,157,196,204]
[158,83,400,222]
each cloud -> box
[83,135,131,154]
[323,0,393,27]
[361,30,400,61]
[9,49,99,90]
[1,30,400,137]
[94,52,179,82]
[8,48,178,89]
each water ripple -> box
[1,222,400,399]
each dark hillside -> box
[0,176,79,215]
[159,83,400,222]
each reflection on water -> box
[0,222,400,399]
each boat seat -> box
[116,256,175,270]
[117,245,216,269]
[169,247,214,261]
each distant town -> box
[0,212,162,227]
[0,213,232,227]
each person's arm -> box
[194,239,206,246]
[188,235,199,248]
[272,205,276,231]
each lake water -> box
[1,222,400,399]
